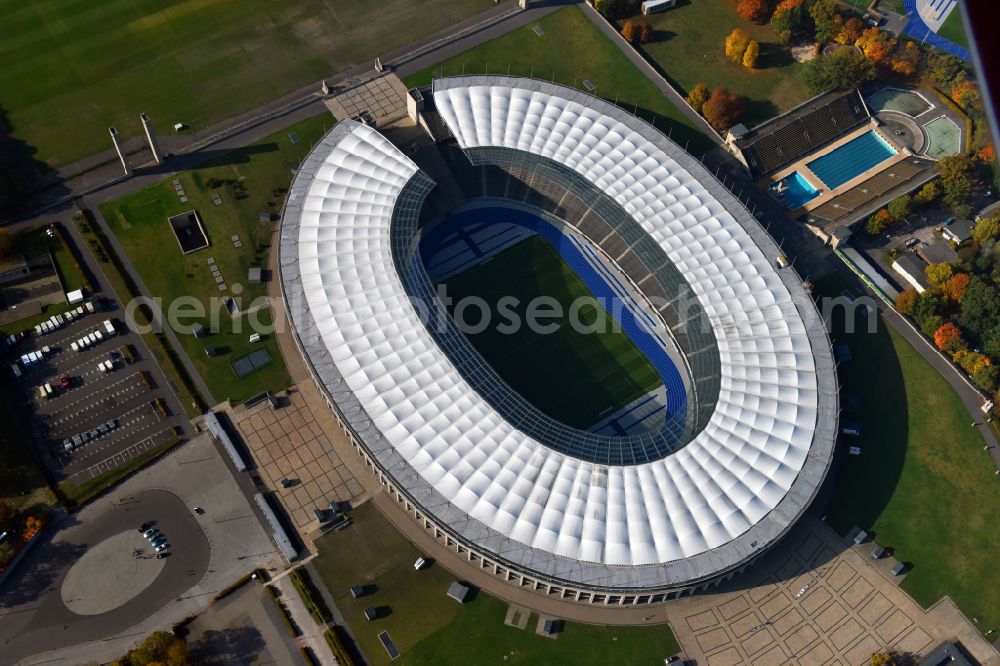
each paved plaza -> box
[229,390,368,535]
[667,516,997,666]
[322,73,409,127]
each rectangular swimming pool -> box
[806,130,897,190]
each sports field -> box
[1,0,493,167]
[439,235,662,429]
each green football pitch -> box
[440,235,662,429]
[0,0,492,167]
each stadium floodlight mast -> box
[140,113,161,165]
[108,126,130,176]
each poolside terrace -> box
[766,123,909,215]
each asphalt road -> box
[0,489,210,665]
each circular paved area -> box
[61,530,166,615]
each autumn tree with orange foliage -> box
[702,86,746,131]
[940,273,970,302]
[895,288,918,315]
[855,27,896,63]
[934,322,966,354]
[979,144,996,163]
[736,0,771,24]
[622,20,654,44]
[951,80,982,113]
[835,17,864,45]
[888,41,921,78]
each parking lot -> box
[4,295,188,482]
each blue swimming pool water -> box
[807,130,897,190]
[771,171,819,209]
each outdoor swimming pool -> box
[807,130,897,190]
[770,171,819,209]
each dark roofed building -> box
[919,642,974,666]
[942,219,974,244]
[805,156,938,235]
[916,241,958,265]
[892,252,930,293]
[730,88,870,177]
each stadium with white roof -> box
[279,76,838,605]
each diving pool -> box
[807,130,897,190]
[771,171,819,209]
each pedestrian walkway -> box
[269,575,333,664]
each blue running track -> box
[902,0,970,61]
[420,206,688,422]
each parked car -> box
[154,543,169,552]
[138,523,151,533]
[59,374,71,390]
[192,506,204,515]
[143,529,159,540]
[156,552,170,559]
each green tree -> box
[913,291,943,336]
[958,277,1000,338]
[772,0,811,44]
[886,194,912,221]
[800,48,875,94]
[131,632,184,666]
[972,365,1000,393]
[925,262,953,286]
[937,154,974,210]
[866,208,891,235]
[925,52,967,89]
[973,215,1000,245]
[809,0,839,42]
[914,179,941,206]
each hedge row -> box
[323,628,355,666]
[213,571,256,601]
[266,585,301,637]
[290,568,331,624]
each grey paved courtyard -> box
[229,390,367,535]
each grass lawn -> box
[100,113,334,403]
[1,0,494,167]
[935,6,969,49]
[817,275,1000,635]
[440,235,662,429]
[16,226,91,294]
[313,501,680,666]
[625,0,811,126]
[404,6,714,155]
